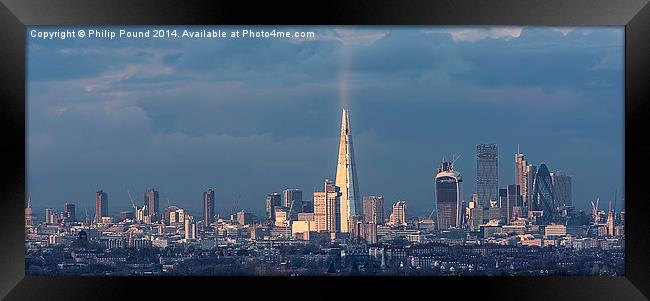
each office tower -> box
[265,192,282,221]
[551,171,572,207]
[620,211,625,225]
[136,206,148,223]
[274,207,290,227]
[524,164,536,207]
[515,147,536,208]
[352,219,377,244]
[606,205,615,237]
[95,190,108,223]
[236,210,254,225]
[283,188,302,218]
[25,195,34,228]
[498,188,507,217]
[167,206,186,225]
[203,188,216,226]
[476,144,498,208]
[335,107,360,233]
[313,179,341,238]
[63,203,76,222]
[184,215,197,240]
[389,200,407,226]
[45,208,57,224]
[532,163,556,221]
[435,160,463,230]
[505,185,521,224]
[363,195,385,224]
[144,188,160,222]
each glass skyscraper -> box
[532,163,555,221]
[476,144,498,209]
[435,160,463,230]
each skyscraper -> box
[144,188,160,222]
[389,200,407,226]
[363,195,385,224]
[435,160,463,230]
[313,179,341,239]
[203,188,216,226]
[515,147,536,208]
[551,171,572,207]
[506,184,521,223]
[335,107,360,233]
[63,203,76,222]
[532,163,555,221]
[25,195,34,228]
[95,190,108,223]
[283,188,302,219]
[265,192,282,221]
[45,208,57,224]
[476,144,498,209]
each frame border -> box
[0,0,648,299]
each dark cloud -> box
[27,26,623,216]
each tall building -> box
[335,107,360,233]
[606,204,615,237]
[63,203,76,222]
[551,171,572,207]
[25,195,34,228]
[515,147,536,208]
[313,179,341,239]
[283,188,302,218]
[184,215,197,240]
[144,188,160,222]
[476,144,498,208]
[506,184,521,224]
[532,163,556,221]
[45,208,57,224]
[203,188,216,226]
[389,200,407,226]
[435,160,463,230]
[265,192,282,221]
[363,195,385,224]
[95,190,108,223]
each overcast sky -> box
[27,26,624,218]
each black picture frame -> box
[0,0,648,299]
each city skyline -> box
[27,26,624,216]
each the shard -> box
[335,107,360,233]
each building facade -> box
[313,179,341,238]
[335,107,360,234]
[203,188,216,226]
[95,190,108,223]
[532,163,556,221]
[551,171,572,207]
[476,144,498,208]
[363,195,385,224]
[144,188,160,222]
[265,192,282,221]
[389,200,407,226]
[435,160,463,230]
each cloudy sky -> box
[27,26,624,218]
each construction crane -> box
[127,190,137,209]
[591,197,600,224]
[428,207,435,220]
[288,199,295,220]
[451,154,461,166]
